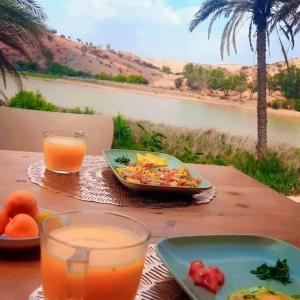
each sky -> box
[42,0,300,65]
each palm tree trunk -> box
[256,26,267,158]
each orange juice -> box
[43,136,87,173]
[41,225,146,300]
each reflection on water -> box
[4,77,300,147]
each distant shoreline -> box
[28,75,300,118]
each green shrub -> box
[47,62,92,78]
[161,65,172,74]
[113,114,136,149]
[48,62,77,76]
[174,78,183,89]
[22,71,60,79]
[295,100,300,112]
[137,123,166,152]
[270,99,284,109]
[274,65,300,99]
[175,147,202,163]
[113,74,128,83]
[8,91,95,115]
[127,75,148,84]
[97,72,113,80]
[233,151,300,195]
[281,98,296,110]
[97,72,148,84]
[8,91,57,111]
[68,106,95,114]
[16,61,39,72]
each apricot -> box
[5,214,39,238]
[4,190,39,218]
[0,209,9,235]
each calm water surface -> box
[5,77,300,147]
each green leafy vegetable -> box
[251,259,291,285]
[115,155,131,165]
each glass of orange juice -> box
[41,211,150,300]
[43,130,87,174]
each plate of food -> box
[103,149,212,194]
[156,235,300,299]
[0,190,54,249]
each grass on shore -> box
[8,91,95,114]
[22,71,61,79]
[113,114,300,195]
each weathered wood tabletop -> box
[0,150,299,300]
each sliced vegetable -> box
[189,260,205,277]
[188,260,225,294]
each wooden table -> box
[0,150,299,300]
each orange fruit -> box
[4,190,39,218]
[5,214,39,238]
[0,209,9,235]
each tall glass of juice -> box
[41,211,150,300]
[43,130,87,174]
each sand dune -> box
[1,32,299,88]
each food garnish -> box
[188,260,225,294]
[251,259,291,285]
[228,286,296,300]
[115,155,131,165]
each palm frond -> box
[190,0,230,32]
[15,0,46,22]
[275,25,290,69]
[0,0,46,96]
[248,18,255,52]
[190,0,300,62]
[0,48,23,90]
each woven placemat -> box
[29,244,188,300]
[27,156,216,208]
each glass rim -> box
[43,129,87,138]
[41,210,151,251]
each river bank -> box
[4,76,300,147]
[32,75,300,119]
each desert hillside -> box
[0,33,174,86]
[1,31,299,88]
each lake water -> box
[4,77,300,147]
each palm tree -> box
[0,0,46,102]
[190,1,300,158]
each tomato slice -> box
[208,267,225,286]
[188,260,205,277]
[188,261,225,294]
[193,268,219,294]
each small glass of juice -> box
[41,211,150,300]
[43,130,87,174]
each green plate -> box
[103,149,212,194]
[156,235,300,300]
